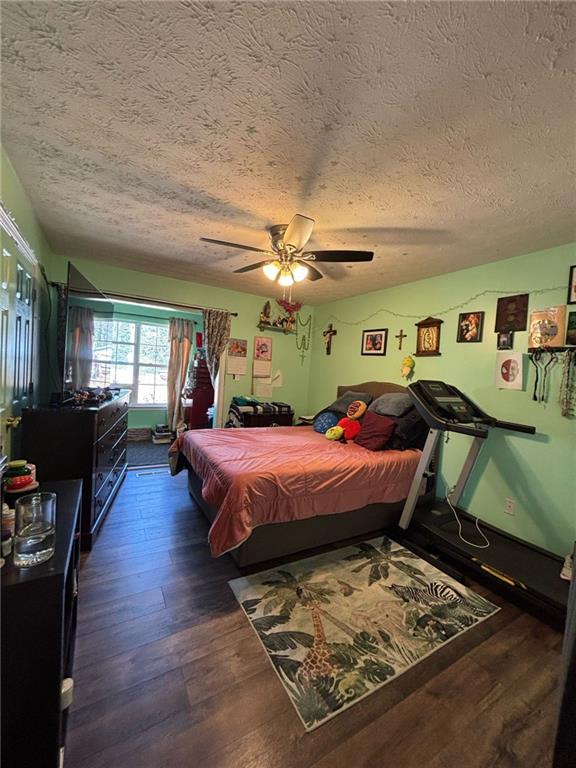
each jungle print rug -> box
[229,537,499,730]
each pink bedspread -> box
[171,426,421,557]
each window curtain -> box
[203,309,231,385]
[68,306,94,389]
[167,318,195,431]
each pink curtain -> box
[167,318,195,431]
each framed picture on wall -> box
[495,293,529,332]
[361,328,388,356]
[565,311,576,345]
[497,331,514,350]
[456,312,484,343]
[568,265,576,305]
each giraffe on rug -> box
[298,604,337,681]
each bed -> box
[171,381,436,568]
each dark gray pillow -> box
[368,392,412,418]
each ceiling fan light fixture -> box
[278,267,294,287]
[291,263,309,282]
[262,260,281,281]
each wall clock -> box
[415,316,443,356]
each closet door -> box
[0,215,38,460]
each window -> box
[90,319,170,405]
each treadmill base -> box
[398,503,569,626]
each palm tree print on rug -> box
[229,537,499,730]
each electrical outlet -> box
[504,497,516,515]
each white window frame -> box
[91,318,169,407]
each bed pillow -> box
[354,411,396,451]
[368,392,412,418]
[387,408,428,451]
[313,410,340,433]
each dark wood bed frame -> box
[187,381,436,569]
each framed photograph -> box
[497,331,514,350]
[361,328,388,356]
[457,312,484,343]
[565,310,576,345]
[568,265,576,305]
[495,294,529,332]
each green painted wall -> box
[308,243,575,556]
[1,147,53,265]
[48,254,314,426]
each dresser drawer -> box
[94,449,126,517]
[97,397,129,439]
[94,426,127,494]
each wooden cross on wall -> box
[395,329,407,350]
[323,323,337,355]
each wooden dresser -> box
[1,479,82,768]
[20,390,130,549]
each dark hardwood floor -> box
[66,469,563,768]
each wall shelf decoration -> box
[258,323,296,335]
[257,298,299,334]
[415,316,443,356]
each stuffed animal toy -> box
[325,425,345,441]
[337,417,362,441]
[401,355,415,380]
[346,400,368,420]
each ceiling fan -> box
[200,214,374,287]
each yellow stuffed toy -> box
[325,425,344,441]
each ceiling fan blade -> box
[201,237,271,254]
[303,250,374,262]
[295,260,323,281]
[283,214,315,252]
[233,261,271,274]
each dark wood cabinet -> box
[20,390,130,549]
[1,479,82,768]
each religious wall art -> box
[361,328,388,356]
[565,311,576,346]
[494,293,529,332]
[495,352,523,390]
[568,265,576,305]
[497,331,514,350]
[415,316,443,356]
[528,305,567,349]
[323,323,337,355]
[456,311,484,343]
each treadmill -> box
[398,380,569,624]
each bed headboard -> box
[336,381,406,400]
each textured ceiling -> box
[1,1,575,304]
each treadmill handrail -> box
[492,418,536,435]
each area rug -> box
[229,537,499,731]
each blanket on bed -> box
[169,426,421,557]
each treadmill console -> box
[407,380,536,438]
[416,381,478,423]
